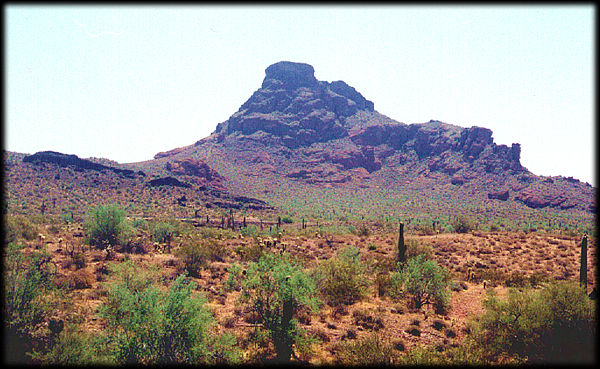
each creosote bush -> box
[236,252,320,363]
[471,281,596,364]
[313,246,369,306]
[175,236,224,278]
[99,261,240,365]
[85,204,130,249]
[391,255,450,313]
[334,332,396,365]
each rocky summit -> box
[157,61,590,216]
[214,61,374,148]
[7,61,594,227]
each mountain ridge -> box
[146,61,593,217]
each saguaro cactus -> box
[397,222,406,265]
[580,234,588,290]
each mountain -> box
[5,61,594,231]
[137,61,594,228]
[3,150,272,220]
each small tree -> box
[472,281,595,363]
[314,246,369,306]
[85,204,130,248]
[100,261,240,364]
[394,255,450,313]
[237,253,320,363]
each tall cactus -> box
[580,234,588,290]
[397,222,406,265]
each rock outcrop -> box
[188,61,594,213]
[214,61,374,148]
[23,151,139,178]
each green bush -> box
[4,243,57,363]
[313,246,369,306]
[85,204,130,248]
[31,326,112,365]
[281,216,293,224]
[175,237,224,277]
[471,281,596,364]
[5,215,39,243]
[450,215,474,233]
[152,222,176,243]
[392,255,450,313]
[238,253,320,363]
[406,238,433,260]
[99,261,240,364]
[334,332,396,365]
[4,243,55,334]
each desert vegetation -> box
[3,201,596,365]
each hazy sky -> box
[6,5,595,185]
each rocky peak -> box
[214,61,375,148]
[262,61,318,90]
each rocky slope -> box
[149,61,594,216]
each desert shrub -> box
[131,218,147,229]
[392,255,450,313]
[450,215,474,233]
[352,309,384,331]
[398,340,489,365]
[237,253,320,363]
[99,261,240,365]
[175,238,224,278]
[85,204,130,249]
[4,243,56,362]
[30,325,112,365]
[61,213,74,224]
[281,216,293,224]
[375,272,393,297]
[5,215,39,243]
[239,225,258,237]
[334,332,396,365]
[406,238,433,260]
[152,222,176,243]
[223,264,243,292]
[471,281,595,364]
[356,225,371,237]
[70,253,86,270]
[313,246,369,306]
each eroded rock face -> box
[147,176,191,188]
[23,151,138,178]
[165,158,221,181]
[215,61,374,148]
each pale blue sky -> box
[5,5,595,185]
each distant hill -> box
[4,62,594,231]
[132,61,594,231]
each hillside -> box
[124,61,594,233]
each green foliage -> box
[60,213,74,224]
[4,243,55,335]
[131,218,147,229]
[281,216,293,224]
[32,326,113,365]
[472,281,596,364]
[152,222,176,243]
[175,237,224,277]
[392,255,450,313]
[5,215,39,243]
[406,238,434,260]
[85,204,130,248]
[238,253,320,362]
[334,332,396,365]
[239,225,258,237]
[450,215,474,233]
[100,261,239,364]
[313,246,369,306]
[223,263,243,292]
